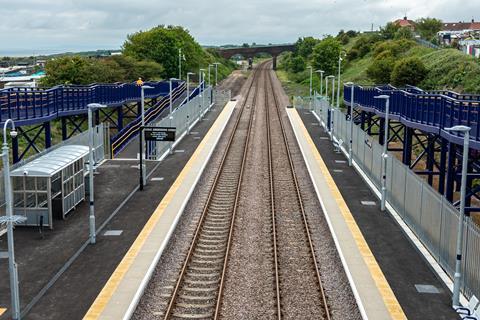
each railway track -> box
[162,63,263,319]
[265,65,331,319]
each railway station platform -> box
[83,99,237,319]
[286,107,459,319]
[0,98,233,320]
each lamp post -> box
[186,72,195,134]
[178,48,182,80]
[140,85,153,186]
[345,82,355,166]
[208,64,213,86]
[373,95,390,211]
[0,119,25,320]
[315,70,324,97]
[326,75,335,139]
[307,66,313,98]
[169,78,179,154]
[445,125,471,307]
[87,103,107,244]
[199,68,206,114]
[213,62,220,86]
[337,51,346,109]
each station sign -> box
[144,127,176,142]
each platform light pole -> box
[345,82,355,166]
[213,62,220,86]
[186,72,195,134]
[178,48,182,80]
[445,125,471,307]
[199,68,206,113]
[169,78,179,154]
[208,64,213,86]
[337,51,346,109]
[307,66,313,99]
[140,85,153,186]
[87,103,107,244]
[0,119,25,320]
[315,70,324,97]
[373,95,390,211]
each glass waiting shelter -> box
[10,145,89,229]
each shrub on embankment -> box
[278,23,480,95]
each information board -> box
[144,127,176,142]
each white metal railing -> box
[296,95,480,301]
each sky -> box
[0,0,479,56]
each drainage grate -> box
[415,284,441,294]
[361,201,376,206]
[103,230,123,236]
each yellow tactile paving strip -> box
[84,101,236,319]
[0,308,6,316]
[288,108,407,320]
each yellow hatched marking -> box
[291,108,407,320]
[83,103,226,320]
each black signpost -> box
[139,126,176,190]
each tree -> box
[288,56,306,73]
[123,25,207,78]
[242,43,250,48]
[380,22,400,40]
[40,56,124,86]
[367,53,395,83]
[391,57,427,86]
[311,36,342,75]
[394,27,414,40]
[295,36,321,59]
[415,18,443,40]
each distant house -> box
[439,19,480,45]
[393,17,416,30]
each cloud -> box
[0,0,478,55]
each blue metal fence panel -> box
[0,80,176,126]
[344,84,480,149]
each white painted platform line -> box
[84,100,238,320]
[104,230,123,236]
[150,177,164,182]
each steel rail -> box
[265,69,283,319]
[266,64,332,319]
[163,62,264,319]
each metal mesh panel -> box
[302,98,480,300]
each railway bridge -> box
[217,44,295,69]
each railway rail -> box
[162,63,262,319]
[159,61,331,319]
[265,65,331,319]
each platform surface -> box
[0,100,229,320]
[288,107,459,320]
[84,100,237,319]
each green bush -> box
[373,39,416,58]
[311,36,342,75]
[288,56,306,73]
[394,27,414,40]
[391,57,427,86]
[366,54,395,83]
[351,34,382,58]
[347,48,360,61]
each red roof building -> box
[394,17,416,30]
